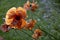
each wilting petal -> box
[32,33,38,39]
[16,7,27,19]
[21,19,27,28]
[32,29,42,39]
[0,24,10,32]
[16,19,27,29]
[25,20,36,30]
[10,19,27,29]
[5,7,16,25]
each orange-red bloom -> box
[24,19,36,30]
[24,0,31,10]
[24,0,38,12]
[32,29,42,39]
[31,2,38,12]
[5,7,27,29]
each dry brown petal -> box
[0,24,10,32]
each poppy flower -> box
[24,0,31,10]
[5,7,27,29]
[24,0,38,12]
[32,29,42,39]
[31,2,38,12]
[24,20,36,30]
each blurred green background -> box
[0,0,60,40]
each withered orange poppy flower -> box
[24,0,31,10]
[31,2,38,12]
[24,0,38,12]
[25,20,36,30]
[32,29,42,39]
[34,29,42,36]
[5,7,27,29]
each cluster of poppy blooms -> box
[0,0,42,39]
[1,7,36,32]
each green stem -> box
[14,30,24,40]
[22,30,32,38]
